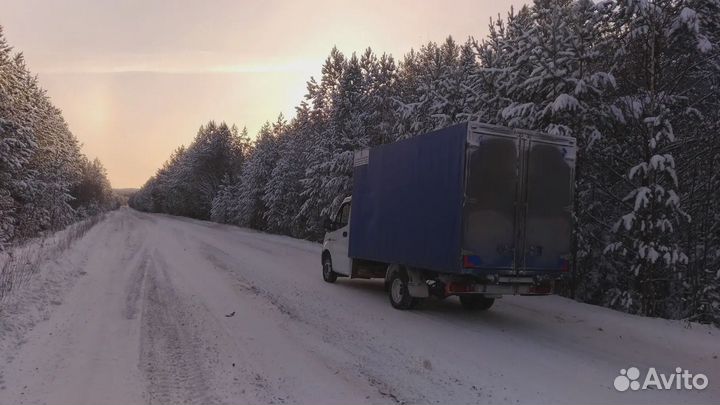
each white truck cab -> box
[321,196,352,282]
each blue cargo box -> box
[348,121,577,276]
[348,123,468,273]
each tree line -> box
[130,0,720,325]
[0,27,118,249]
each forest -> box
[0,27,118,248]
[129,0,720,325]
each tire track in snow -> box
[124,253,148,320]
[139,249,220,405]
[136,218,377,405]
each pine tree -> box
[602,0,720,317]
[361,50,398,145]
[395,37,481,139]
[0,25,114,247]
[210,126,250,224]
[262,104,313,236]
[234,120,281,228]
[300,49,347,224]
[476,14,509,123]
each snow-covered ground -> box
[0,207,717,405]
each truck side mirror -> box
[322,216,333,230]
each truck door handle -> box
[497,244,514,256]
[528,245,543,256]
[342,231,347,237]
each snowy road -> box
[1,208,718,405]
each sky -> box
[0,0,527,188]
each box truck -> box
[321,122,576,310]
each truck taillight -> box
[560,257,570,272]
[462,255,482,268]
[446,282,474,294]
[528,283,553,295]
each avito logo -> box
[614,367,709,392]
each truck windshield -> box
[336,203,351,227]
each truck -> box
[321,121,576,310]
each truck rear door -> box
[519,134,576,272]
[461,127,519,272]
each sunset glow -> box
[0,0,527,187]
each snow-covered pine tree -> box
[322,53,371,213]
[602,0,720,317]
[497,0,616,137]
[71,158,114,217]
[0,120,33,247]
[299,48,347,224]
[154,145,189,214]
[0,30,35,247]
[0,26,116,246]
[12,56,83,236]
[210,174,237,223]
[136,121,244,219]
[661,0,720,323]
[191,122,243,218]
[302,49,391,222]
[360,50,398,146]
[234,120,281,228]
[476,14,510,124]
[262,103,315,236]
[487,4,534,123]
[210,126,250,224]
[394,37,481,139]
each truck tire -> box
[459,295,495,311]
[322,256,338,283]
[388,270,418,310]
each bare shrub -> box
[0,213,106,303]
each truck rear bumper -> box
[443,277,556,296]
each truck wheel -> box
[459,295,495,311]
[322,256,338,283]
[388,270,417,310]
